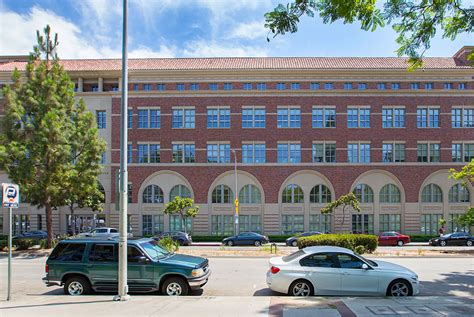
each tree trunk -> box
[70,203,75,236]
[340,206,346,228]
[45,203,53,249]
[182,214,186,234]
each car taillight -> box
[270,266,280,274]
[45,264,49,273]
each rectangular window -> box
[277,107,300,128]
[312,143,336,163]
[452,143,474,162]
[207,143,230,163]
[92,85,99,92]
[209,83,218,90]
[142,215,164,236]
[417,142,440,162]
[351,214,374,234]
[424,83,433,90]
[207,107,230,128]
[358,83,367,90]
[138,109,148,128]
[377,83,386,90]
[417,143,428,162]
[347,108,370,128]
[310,83,320,90]
[138,144,149,163]
[211,215,234,236]
[239,215,261,233]
[223,83,233,90]
[443,83,452,90]
[133,84,139,91]
[169,214,192,233]
[100,153,106,164]
[324,83,333,90]
[382,143,405,162]
[379,214,401,232]
[312,107,336,128]
[458,83,465,90]
[256,83,266,90]
[420,214,442,235]
[150,110,160,128]
[128,144,133,163]
[37,214,42,230]
[391,83,400,90]
[172,143,195,163]
[144,84,152,91]
[451,143,462,162]
[137,109,161,129]
[128,184,132,203]
[291,83,300,90]
[276,83,286,90]
[242,143,266,163]
[96,110,106,129]
[243,83,252,90]
[348,143,370,163]
[382,108,405,128]
[190,83,199,91]
[417,107,439,128]
[344,83,353,90]
[277,143,301,163]
[157,84,166,91]
[309,214,331,233]
[411,83,419,90]
[172,108,195,128]
[176,84,185,91]
[13,215,30,235]
[452,108,474,128]
[242,107,266,128]
[281,215,304,234]
[149,144,160,163]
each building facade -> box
[1,47,473,237]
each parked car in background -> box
[13,230,48,242]
[77,227,133,238]
[155,231,193,246]
[429,232,473,246]
[267,246,419,297]
[286,231,322,247]
[43,238,210,296]
[378,232,411,246]
[222,232,269,246]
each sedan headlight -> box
[410,275,418,282]
[191,268,204,277]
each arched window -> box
[448,184,470,203]
[310,184,332,203]
[212,185,233,204]
[353,184,374,203]
[282,184,304,203]
[169,184,191,201]
[379,184,401,203]
[421,184,443,203]
[142,185,164,203]
[239,185,261,204]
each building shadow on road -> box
[0,299,112,310]
[419,270,474,298]
[34,288,204,297]
[253,288,281,296]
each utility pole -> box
[232,150,239,235]
[113,0,130,302]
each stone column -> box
[77,77,83,92]
[98,77,103,92]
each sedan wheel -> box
[254,240,261,247]
[291,241,298,247]
[440,240,447,247]
[227,240,234,247]
[389,280,411,297]
[467,240,473,247]
[290,280,312,297]
[397,240,404,247]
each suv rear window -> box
[89,244,116,262]
[49,243,86,262]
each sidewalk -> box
[1,295,473,317]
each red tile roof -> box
[0,57,471,72]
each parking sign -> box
[2,183,19,208]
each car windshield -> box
[282,250,305,262]
[357,254,378,267]
[140,240,171,261]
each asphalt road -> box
[0,256,472,300]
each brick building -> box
[0,46,473,237]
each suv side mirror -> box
[361,263,369,270]
[138,256,149,263]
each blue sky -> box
[0,0,472,59]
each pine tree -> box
[0,25,106,247]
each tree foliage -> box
[163,196,199,234]
[265,0,474,68]
[321,192,361,227]
[450,160,474,230]
[0,25,106,246]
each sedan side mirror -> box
[361,263,370,270]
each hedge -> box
[13,238,36,250]
[190,234,294,243]
[409,234,439,242]
[298,234,378,254]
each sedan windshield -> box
[140,240,170,261]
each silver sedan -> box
[266,246,419,297]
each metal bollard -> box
[270,242,277,254]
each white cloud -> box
[229,21,268,40]
[183,40,268,57]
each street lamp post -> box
[232,150,239,235]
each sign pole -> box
[7,206,12,301]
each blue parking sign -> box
[2,183,19,208]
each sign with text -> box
[2,183,19,208]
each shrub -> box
[298,234,378,254]
[190,236,225,242]
[13,238,36,250]
[268,235,294,242]
[158,236,179,252]
[0,239,7,251]
[355,245,366,254]
[0,235,8,240]
[409,234,439,242]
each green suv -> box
[43,238,210,296]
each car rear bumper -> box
[187,269,211,290]
[42,277,61,287]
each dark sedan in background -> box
[222,232,269,246]
[155,231,193,246]
[429,232,473,246]
[13,230,48,242]
[285,231,321,247]
[378,231,411,246]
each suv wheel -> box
[64,276,91,296]
[162,277,189,296]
